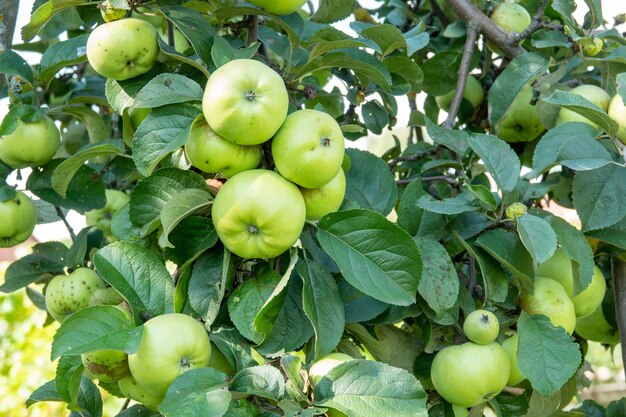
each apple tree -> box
[1,0,626,416]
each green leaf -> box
[22,0,89,42]
[161,6,216,67]
[299,259,345,359]
[0,241,67,293]
[314,360,427,417]
[573,164,626,231]
[209,327,257,372]
[425,118,470,155]
[468,134,520,193]
[476,229,534,291]
[517,312,582,397]
[362,24,407,57]
[467,184,497,210]
[28,160,106,211]
[311,0,355,23]
[383,56,423,92]
[132,104,201,176]
[133,74,204,109]
[488,53,550,128]
[414,237,459,317]
[339,280,387,324]
[525,390,561,417]
[317,209,422,306]
[158,188,212,248]
[0,49,34,84]
[93,242,175,324]
[530,122,609,176]
[404,28,429,56]
[159,368,231,417]
[27,380,63,407]
[544,91,619,135]
[231,365,286,401]
[188,249,231,327]
[362,100,389,135]
[281,355,308,403]
[51,305,142,359]
[417,192,480,215]
[582,0,603,28]
[587,215,626,249]
[346,324,420,372]
[48,104,110,144]
[64,227,91,270]
[397,180,426,236]
[342,149,397,216]
[76,376,103,417]
[421,51,462,96]
[165,215,219,268]
[52,141,127,198]
[129,168,209,234]
[517,215,558,265]
[55,355,83,409]
[39,34,88,85]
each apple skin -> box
[212,169,306,259]
[501,333,525,386]
[0,191,37,248]
[156,26,191,54]
[453,406,469,417]
[556,85,611,129]
[131,8,164,28]
[519,277,576,334]
[608,94,626,144]
[490,2,531,33]
[45,268,107,323]
[128,313,211,397]
[300,169,346,220]
[86,189,129,238]
[463,309,499,345]
[202,59,289,145]
[575,305,620,345]
[86,18,159,81]
[0,116,60,169]
[248,0,307,15]
[308,352,354,387]
[494,86,544,142]
[272,109,345,189]
[82,349,131,383]
[537,248,606,318]
[118,374,163,411]
[185,116,262,178]
[435,75,484,112]
[431,342,510,408]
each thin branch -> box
[388,148,438,172]
[444,22,478,129]
[396,175,459,186]
[119,398,130,413]
[512,0,550,42]
[166,19,175,48]
[612,257,626,381]
[445,0,525,58]
[246,15,258,47]
[55,207,77,242]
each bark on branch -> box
[612,257,626,381]
[444,22,478,128]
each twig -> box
[445,0,525,58]
[468,254,477,294]
[444,22,478,129]
[246,15,258,47]
[166,19,175,48]
[396,175,459,186]
[388,148,438,172]
[428,0,449,25]
[119,398,130,412]
[55,207,76,242]
[512,0,551,42]
[612,257,626,381]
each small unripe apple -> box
[435,75,484,112]
[300,169,346,220]
[247,0,307,15]
[556,84,611,129]
[0,116,60,169]
[0,191,37,248]
[494,86,544,142]
[575,305,620,345]
[45,268,107,323]
[490,3,531,33]
[463,309,499,345]
[83,349,130,383]
[608,94,626,144]
[506,202,527,220]
[85,189,130,238]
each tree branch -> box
[445,0,525,58]
[612,256,626,381]
[444,22,478,129]
[55,207,76,242]
[246,15,258,47]
[512,0,550,42]
[0,0,20,93]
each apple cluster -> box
[196,58,347,259]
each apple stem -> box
[611,257,626,380]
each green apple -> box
[431,342,510,407]
[453,406,469,417]
[537,248,607,318]
[212,169,306,259]
[131,8,164,28]
[506,202,528,220]
[272,109,345,189]
[83,349,130,383]
[0,191,37,248]
[202,59,289,145]
[118,374,163,411]
[86,18,159,81]
[463,309,499,345]
[575,305,620,345]
[0,116,60,168]
[308,352,354,387]
[519,277,576,334]
[185,115,262,178]
[129,107,151,130]
[608,94,626,144]
[300,169,346,220]
[85,189,130,238]
[156,26,191,54]
[45,268,107,323]
[494,86,544,142]
[435,75,484,112]
[128,313,211,397]
[490,2,531,33]
[556,85,611,129]
[247,0,307,15]
[208,343,236,376]
[501,333,525,386]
